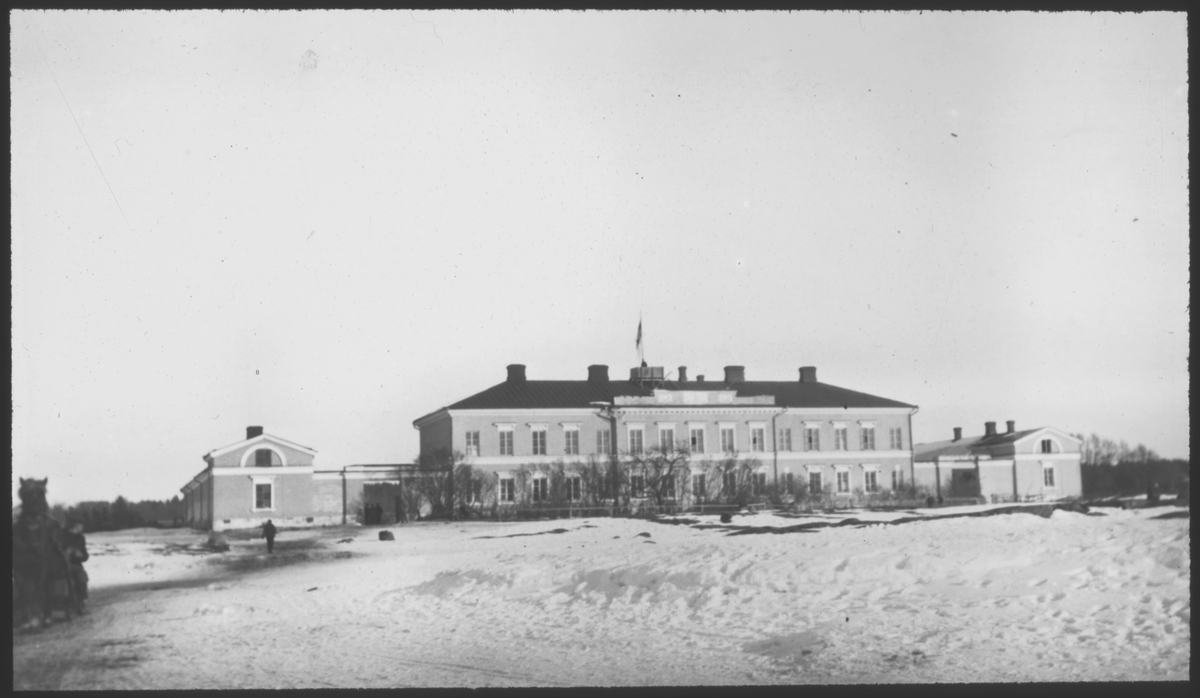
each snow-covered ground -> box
[12,503,1190,687]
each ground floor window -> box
[1043,464,1056,488]
[722,471,738,497]
[692,474,706,502]
[836,470,850,494]
[892,469,903,490]
[864,469,878,493]
[809,470,822,495]
[254,482,273,510]
[630,474,646,499]
[467,480,482,505]
[532,477,548,502]
[752,471,767,495]
[661,474,676,501]
[499,477,515,502]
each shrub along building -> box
[181,426,415,531]
[412,363,919,509]
[913,422,1083,502]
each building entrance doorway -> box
[949,469,980,498]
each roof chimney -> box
[952,427,962,441]
[723,365,745,383]
[247,426,264,440]
[696,374,705,382]
[587,364,609,384]
[799,366,818,383]
[677,366,687,382]
[506,364,526,383]
[984,421,997,437]
[1006,420,1015,434]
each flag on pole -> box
[635,320,642,351]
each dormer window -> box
[1040,439,1053,454]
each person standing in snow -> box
[262,520,277,554]
[63,522,90,613]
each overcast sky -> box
[12,11,1188,506]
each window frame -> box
[719,423,737,453]
[251,476,275,512]
[563,427,580,456]
[804,423,821,452]
[596,429,612,456]
[1043,463,1056,488]
[497,424,515,456]
[531,475,549,502]
[628,424,645,455]
[658,425,676,453]
[464,431,481,457]
[499,476,515,502]
[833,423,849,451]
[835,468,851,494]
[689,425,706,454]
[750,424,766,453]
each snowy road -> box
[12,505,1190,687]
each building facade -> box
[413,363,919,506]
[181,426,412,531]
[913,421,1083,502]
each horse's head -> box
[18,478,49,517]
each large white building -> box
[413,363,919,505]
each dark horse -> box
[13,478,76,630]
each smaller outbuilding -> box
[913,421,1082,502]
[181,426,417,531]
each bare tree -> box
[625,444,692,508]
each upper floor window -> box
[498,428,514,456]
[254,482,273,509]
[750,426,766,452]
[464,431,480,457]
[860,426,876,451]
[531,426,547,456]
[720,426,736,453]
[889,427,903,450]
[834,425,849,451]
[804,426,821,451]
[255,449,274,467]
[563,427,579,456]
[1040,439,1054,454]
[659,426,675,453]
[596,430,611,455]
[778,428,792,452]
[628,426,644,455]
[690,427,705,454]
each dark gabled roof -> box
[420,379,913,419]
[914,428,1043,461]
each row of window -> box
[482,466,907,503]
[463,424,905,457]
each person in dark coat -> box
[63,522,90,613]
[262,520,277,554]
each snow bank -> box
[13,508,1190,688]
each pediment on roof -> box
[206,433,318,460]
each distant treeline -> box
[38,496,187,533]
[1072,432,1189,499]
